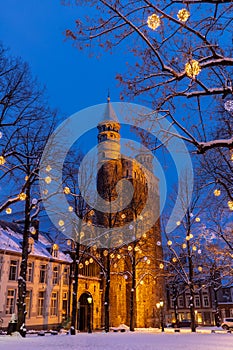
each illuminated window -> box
[50,292,58,316]
[5,289,16,314]
[39,264,47,283]
[27,262,34,282]
[9,260,18,281]
[37,291,45,316]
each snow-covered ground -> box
[0,331,233,350]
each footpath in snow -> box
[0,331,233,350]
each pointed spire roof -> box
[100,95,119,123]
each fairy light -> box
[114,263,117,268]
[128,245,133,251]
[46,165,52,172]
[146,259,151,265]
[143,233,147,238]
[0,156,6,165]
[30,227,36,235]
[176,221,181,226]
[18,193,26,201]
[45,176,52,184]
[121,213,126,219]
[80,231,85,239]
[177,8,190,22]
[117,254,121,259]
[147,14,161,30]
[89,258,93,263]
[63,186,70,194]
[228,201,233,210]
[85,260,89,266]
[214,189,221,197]
[186,235,190,241]
[182,243,187,249]
[195,217,201,222]
[110,253,115,259]
[134,246,139,252]
[185,60,201,79]
[58,220,64,227]
[79,263,83,269]
[198,266,203,272]
[6,207,12,214]
[43,189,48,195]
[167,240,172,246]
[140,280,144,285]
[68,206,73,212]
[198,249,202,254]
[159,263,164,269]
[157,241,161,246]
[172,257,177,263]
[66,239,71,246]
[103,250,108,257]
[192,246,197,251]
[190,233,193,239]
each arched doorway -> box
[78,293,93,332]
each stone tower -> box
[95,98,164,328]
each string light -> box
[185,60,201,79]
[167,240,172,246]
[45,176,52,184]
[172,257,177,263]
[140,280,144,285]
[80,231,85,238]
[18,193,26,201]
[198,266,203,272]
[58,220,64,227]
[128,245,133,251]
[89,258,93,263]
[176,221,181,226]
[182,243,187,249]
[177,9,190,22]
[147,14,161,30]
[110,253,115,259]
[79,263,83,269]
[117,254,121,259]
[224,100,233,112]
[192,246,197,251]
[68,206,73,212]
[103,250,108,257]
[195,217,201,222]
[6,207,12,214]
[0,156,6,165]
[146,259,151,265]
[121,213,126,219]
[214,189,221,197]
[43,189,48,195]
[63,187,70,194]
[159,263,164,269]
[30,227,36,234]
[143,233,147,238]
[228,201,233,210]
[66,239,71,246]
[46,165,52,172]
[85,260,89,266]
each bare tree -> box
[65,0,233,154]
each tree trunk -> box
[104,253,110,333]
[17,185,30,337]
[187,235,196,332]
[130,251,136,331]
[71,241,80,333]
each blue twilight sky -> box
[0,0,128,117]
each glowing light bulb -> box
[159,263,164,269]
[128,245,133,251]
[147,14,161,30]
[103,250,108,257]
[19,193,26,201]
[167,240,172,246]
[177,8,190,22]
[0,156,6,165]
[6,207,12,214]
[63,186,70,194]
[45,176,52,184]
[185,60,201,79]
[68,206,73,212]
[195,217,201,222]
[228,201,233,210]
[182,243,187,249]
[46,165,52,172]
[198,266,203,272]
[58,220,64,227]
[214,189,221,197]
[79,263,83,269]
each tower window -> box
[102,152,105,158]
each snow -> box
[0,331,233,350]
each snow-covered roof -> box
[0,220,72,263]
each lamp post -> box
[87,296,92,333]
[156,300,164,332]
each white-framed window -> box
[203,295,210,307]
[195,296,201,307]
[39,264,47,283]
[37,291,45,316]
[185,295,191,308]
[6,289,16,314]
[27,262,34,282]
[178,296,184,308]
[170,297,175,308]
[26,290,32,318]
[9,260,18,281]
[50,292,58,316]
[52,266,59,285]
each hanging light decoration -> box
[192,245,197,251]
[195,217,201,222]
[146,259,151,265]
[228,201,233,210]
[58,219,64,227]
[177,8,190,22]
[103,250,108,257]
[176,221,181,226]
[6,207,12,214]
[85,260,89,266]
[128,245,133,251]
[46,165,52,172]
[167,240,172,246]
[45,176,52,184]
[185,60,201,79]
[0,156,6,165]
[117,254,121,259]
[18,193,26,201]
[79,263,83,269]
[214,189,221,197]
[147,14,161,30]
[63,186,70,194]
[198,266,203,272]
[159,263,164,269]
[182,243,187,249]
[110,253,115,259]
[30,226,36,234]
[68,206,73,212]
[121,213,126,219]
[172,257,177,263]
[89,258,93,263]
[230,151,233,161]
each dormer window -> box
[52,244,59,258]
